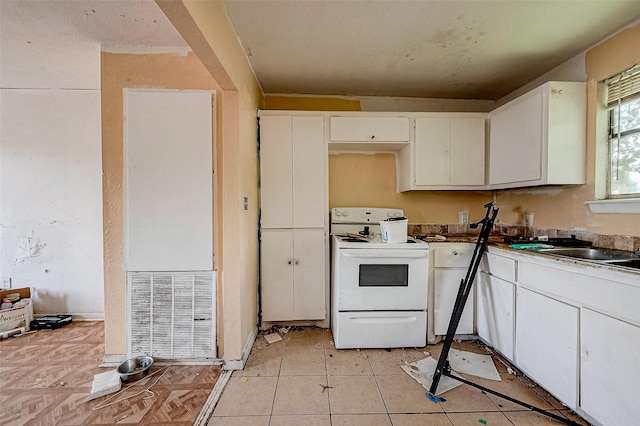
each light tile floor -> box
[208,328,589,425]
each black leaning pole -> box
[427,201,580,426]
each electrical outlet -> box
[243,196,249,211]
[1,277,11,290]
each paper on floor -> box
[263,332,282,344]
[402,349,501,396]
[86,370,121,401]
[401,356,463,395]
[448,348,501,381]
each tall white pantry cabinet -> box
[259,114,328,323]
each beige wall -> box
[101,52,222,356]
[104,0,264,362]
[158,0,264,363]
[496,22,640,237]
[329,153,492,224]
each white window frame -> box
[587,65,640,213]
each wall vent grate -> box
[127,271,216,360]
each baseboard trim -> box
[100,354,127,367]
[193,369,232,425]
[223,327,257,371]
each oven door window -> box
[359,264,408,287]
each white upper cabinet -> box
[260,115,326,229]
[407,116,485,189]
[488,81,586,189]
[329,116,410,151]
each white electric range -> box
[330,207,429,349]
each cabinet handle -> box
[287,259,292,265]
[370,135,375,140]
[295,259,299,265]
[452,251,458,256]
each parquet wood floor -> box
[0,321,221,426]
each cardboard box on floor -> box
[0,287,34,333]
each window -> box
[607,66,640,198]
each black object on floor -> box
[30,314,73,330]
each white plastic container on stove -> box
[380,217,408,243]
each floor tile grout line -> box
[364,349,396,424]
[321,331,335,425]
[266,338,287,424]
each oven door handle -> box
[341,252,427,258]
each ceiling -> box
[0,1,188,53]
[3,1,640,101]
[223,0,640,100]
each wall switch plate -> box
[458,211,469,225]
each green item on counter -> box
[509,243,554,250]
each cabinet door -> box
[261,229,294,321]
[260,116,293,228]
[292,117,325,228]
[489,92,543,185]
[477,272,514,360]
[450,118,485,185]
[415,117,450,185]
[516,288,578,409]
[414,117,484,186]
[292,229,326,320]
[581,309,640,425]
[433,269,474,335]
[330,116,410,141]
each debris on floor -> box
[426,392,446,403]
[86,370,121,402]
[319,384,333,393]
[402,348,501,396]
[401,356,464,395]
[263,332,282,344]
[448,348,501,381]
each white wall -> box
[0,10,104,318]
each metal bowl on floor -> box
[117,355,154,383]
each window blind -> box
[607,65,640,106]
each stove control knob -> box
[341,210,349,218]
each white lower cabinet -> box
[482,247,640,424]
[261,229,326,321]
[431,243,475,338]
[477,271,515,361]
[516,288,579,409]
[433,269,474,335]
[581,308,640,425]
[478,251,517,360]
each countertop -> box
[413,233,639,275]
[414,233,506,244]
